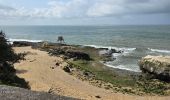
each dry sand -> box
[14,47,170,100]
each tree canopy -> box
[0,30,17,63]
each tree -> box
[0,30,29,88]
[0,30,17,63]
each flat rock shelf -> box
[0,85,78,100]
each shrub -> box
[0,30,29,89]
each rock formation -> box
[139,55,170,81]
[48,48,91,60]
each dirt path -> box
[14,47,170,100]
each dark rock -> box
[99,49,121,57]
[83,71,94,78]
[95,95,101,98]
[98,48,108,50]
[12,41,34,47]
[84,72,89,76]
[99,48,121,62]
[49,48,65,56]
[65,50,91,60]
[49,48,91,61]
[56,62,60,66]
[63,66,71,73]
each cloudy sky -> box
[0,0,170,25]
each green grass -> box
[44,44,170,95]
[68,60,136,87]
[66,46,170,95]
[70,46,136,87]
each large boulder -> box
[139,55,170,81]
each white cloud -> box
[87,3,124,17]
[0,0,170,19]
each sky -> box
[0,0,170,25]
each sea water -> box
[1,25,170,72]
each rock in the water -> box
[99,48,122,57]
[99,48,121,62]
[139,55,170,81]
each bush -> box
[0,30,29,89]
[0,31,19,63]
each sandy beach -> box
[14,46,170,100]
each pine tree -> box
[0,30,17,63]
[0,30,29,88]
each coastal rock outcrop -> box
[48,47,91,60]
[99,48,121,56]
[99,48,122,62]
[139,55,170,81]
[12,41,35,47]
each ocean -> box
[1,25,170,72]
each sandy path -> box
[14,47,170,100]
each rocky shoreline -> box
[12,41,139,74]
[11,41,170,95]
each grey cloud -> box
[1,0,170,19]
[87,0,170,17]
[0,4,15,10]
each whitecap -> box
[8,38,42,44]
[104,63,141,72]
[149,48,170,53]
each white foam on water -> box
[84,44,170,72]
[85,45,135,52]
[8,38,42,44]
[112,53,121,58]
[104,63,141,72]
[149,48,170,53]
[85,44,136,57]
[119,47,136,56]
[84,45,116,49]
[85,45,142,72]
